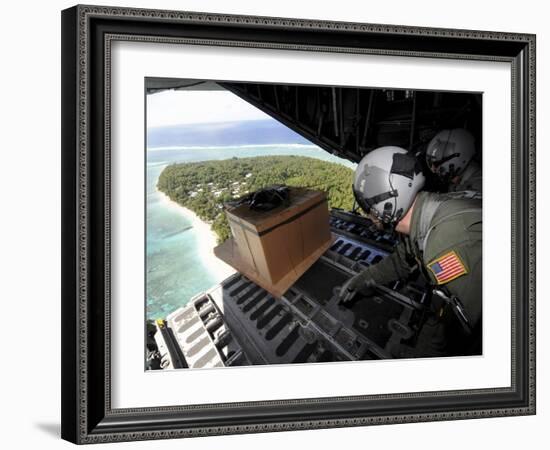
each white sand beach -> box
[156,188,236,280]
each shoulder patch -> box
[427,250,468,285]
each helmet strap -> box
[365,189,398,206]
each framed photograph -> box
[61,4,536,444]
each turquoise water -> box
[146,144,356,320]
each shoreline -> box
[155,187,236,280]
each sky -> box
[146,89,271,128]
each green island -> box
[157,155,355,243]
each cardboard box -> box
[214,187,334,298]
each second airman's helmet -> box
[426,128,476,180]
[353,146,425,225]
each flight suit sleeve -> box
[359,241,414,285]
[424,218,482,329]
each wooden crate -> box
[214,187,334,297]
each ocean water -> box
[146,142,356,320]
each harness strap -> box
[416,197,444,254]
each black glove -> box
[337,271,376,305]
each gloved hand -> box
[337,271,376,305]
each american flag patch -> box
[427,250,468,285]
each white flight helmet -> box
[426,129,475,180]
[353,146,425,225]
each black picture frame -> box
[61,4,536,444]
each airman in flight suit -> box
[339,146,482,357]
[426,128,482,194]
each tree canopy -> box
[157,155,355,243]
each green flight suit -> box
[363,191,482,352]
[450,160,483,193]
